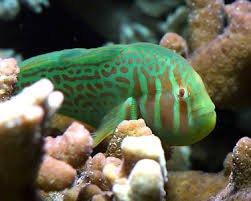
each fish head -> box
[159,60,216,145]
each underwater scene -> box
[0,0,251,200]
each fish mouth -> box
[198,110,216,119]
[192,109,216,131]
[192,104,215,119]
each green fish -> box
[16,43,216,147]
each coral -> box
[77,184,113,201]
[119,22,157,44]
[0,49,22,61]
[0,0,49,20]
[188,0,251,108]
[21,0,49,13]
[159,32,188,57]
[159,6,188,35]
[208,137,251,201]
[231,137,251,189]
[0,78,63,201]
[106,119,152,158]
[37,155,76,191]
[166,146,191,171]
[186,0,224,51]
[61,154,120,200]
[103,133,167,201]
[37,121,93,191]
[222,152,233,177]
[57,120,167,201]
[0,0,20,20]
[159,0,251,109]
[78,153,113,191]
[118,135,167,179]
[45,122,93,168]
[0,57,19,102]
[59,0,186,43]
[166,171,228,201]
[113,159,165,201]
[104,135,167,201]
[135,0,184,18]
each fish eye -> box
[178,85,190,99]
[178,88,185,99]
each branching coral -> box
[158,0,251,109]
[190,0,251,107]
[37,155,77,191]
[208,137,251,201]
[0,57,19,102]
[0,78,63,201]
[61,153,119,201]
[113,159,165,201]
[51,120,168,201]
[186,0,224,51]
[106,119,152,158]
[159,32,188,57]
[103,133,167,201]
[135,0,184,18]
[45,122,93,168]
[188,0,251,108]
[59,0,186,43]
[38,122,93,191]
[0,0,49,20]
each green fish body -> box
[16,43,216,147]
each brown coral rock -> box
[231,136,251,190]
[62,154,119,201]
[159,32,188,57]
[222,152,233,177]
[189,0,251,108]
[64,129,167,201]
[166,171,228,201]
[187,0,224,51]
[80,153,112,191]
[37,155,77,191]
[0,57,19,102]
[113,159,165,201]
[77,184,113,201]
[106,119,152,158]
[208,137,251,201]
[120,135,167,179]
[45,122,93,168]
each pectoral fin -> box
[92,97,138,147]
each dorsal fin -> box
[59,45,125,64]
[19,44,126,72]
